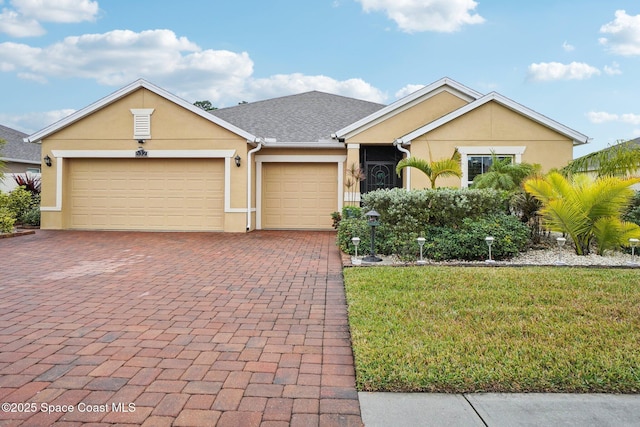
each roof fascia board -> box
[335,77,482,140]
[0,157,41,165]
[25,79,257,144]
[397,92,590,146]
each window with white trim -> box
[130,108,154,140]
[467,155,513,187]
[456,146,526,188]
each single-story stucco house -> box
[1,124,41,192]
[25,77,590,232]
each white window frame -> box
[457,146,526,188]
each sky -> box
[1,0,640,158]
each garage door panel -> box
[262,163,337,230]
[68,158,224,231]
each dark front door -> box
[360,145,403,194]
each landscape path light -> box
[417,237,426,264]
[555,237,567,265]
[485,236,496,264]
[363,210,382,262]
[628,238,639,266]
[351,237,361,265]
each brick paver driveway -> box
[0,230,362,426]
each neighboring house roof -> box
[25,79,257,144]
[396,91,591,146]
[212,91,385,145]
[0,124,40,165]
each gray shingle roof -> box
[0,124,40,163]
[212,91,385,143]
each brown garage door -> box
[67,158,224,231]
[262,163,338,229]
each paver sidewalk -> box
[0,230,362,426]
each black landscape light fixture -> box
[235,154,241,167]
[44,155,52,167]
[363,210,382,262]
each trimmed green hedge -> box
[338,188,529,261]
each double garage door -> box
[65,159,338,231]
[67,158,224,231]
[262,163,338,230]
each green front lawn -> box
[344,266,640,393]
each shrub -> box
[20,206,40,226]
[362,187,505,229]
[624,191,640,226]
[0,186,33,220]
[423,214,530,261]
[337,217,378,255]
[12,174,41,195]
[0,207,15,233]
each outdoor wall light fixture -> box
[629,238,639,266]
[363,210,382,262]
[555,237,567,265]
[485,236,495,264]
[137,139,145,144]
[235,155,241,167]
[44,155,52,167]
[351,237,361,265]
[417,237,426,264]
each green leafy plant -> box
[0,207,15,233]
[472,153,540,191]
[0,186,33,221]
[19,206,40,226]
[524,172,640,255]
[563,139,640,178]
[395,149,462,189]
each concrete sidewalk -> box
[359,392,640,427]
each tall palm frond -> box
[395,154,462,189]
[563,139,640,177]
[524,172,640,255]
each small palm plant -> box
[472,153,540,191]
[524,172,640,255]
[345,163,365,205]
[395,149,462,189]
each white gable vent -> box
[130,108,154,140]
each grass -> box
[343,266,640,393]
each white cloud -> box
[0,28,388,108]
[0,109,76,133]
[13,0,98,23]
[0,0,99,37]
[527,61,601,82]
[356,0,484,33]
[599,10,640,56]
[604,62,622,75]
[586,111,640,125]
[562,41,575,52]
[394,84,425,99]
[0,9,44,37]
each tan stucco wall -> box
[408,101,574,189]
[348,91,469,144]
[40,87,251,232]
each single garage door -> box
[262,163,338,229]
[67,158,224,231]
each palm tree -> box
[395,150,462,189]
[524,172,640,255]
[472,153,540,191]
[563,138,640,178]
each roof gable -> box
[25,79,257,144]
[396,92,590,146]
[335,77,482,140]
